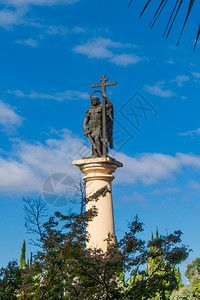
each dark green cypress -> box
[30,252,33,266]
[19,240,26,269]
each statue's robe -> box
[85,99,113,154]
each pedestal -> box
[73,156,123,252]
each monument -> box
[73,75,123,252]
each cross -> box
[91,75,117,156]
[91,75,117,94]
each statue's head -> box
[90,96,100,107]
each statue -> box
[83,75,117,157]
[83,92,113,156]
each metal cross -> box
[91,75,117,156]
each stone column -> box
[73,156,123,252]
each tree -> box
[191,275,200,299]
[170,285,193,300]
[23,196,48,248]
[0,261,23,299]
[17,192,190,299]
[185,258,200,281]
[145,229,183,299]
[19,240,26,270]
[129,0,200,49]
[30,252,33,266]
[170,258,200,300]
[185,258,200,299]
[174,267,183,290]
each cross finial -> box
[91,75,117,94]
[100,75,108,83]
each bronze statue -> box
[83,75,117,157]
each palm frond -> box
[128,0,134,8]
[129,0,199,49]
[177,0,195,45]
[194,24,200,51]
[163,0,179,37]
[165,0,183,39]
[151,0,167,22]
[149,0,168,29]
[139,0,152,18]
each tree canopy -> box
[185,258,200,280]
[0,192,189,299]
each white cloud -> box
[181,96,187,100]
[73,37,142,66]
[44,25,78,35]
[2,131,200,195]
[72,26,86,34]
[115,152,180,185]
[0,0,79,29]
[171,75,190,87]
[29,23,85,36]
[0,101,23,131]
[16,38,38,47]
[73,37,114,59]
[116,152,200,185]
[109,53,142,66]
[145,82,175,98]
[166,60,175,64]
[179,128,200,137]
[3,0,79,7]
[187,180,200,192]
[0,8,24,28]
[148,187,180,196]
[0,130,84,194]
[8,90,89,101]
[121,191,147,203]
[177,153,200,169]
[192,72,200,79]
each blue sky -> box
[1,0,200,282]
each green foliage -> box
[143,229,183,299]
[170,285,193,300]
[171,258,200,300]
[0,261,23,299]
[30,252,33,266]
[191,275,200,298]
[185,258,200,281]
[0,192,190,299]
[18,195,189,299]
[174,267,183,290]
[184,258,200,299]
[19,240,26,269]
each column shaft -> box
[73,156,123,251]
